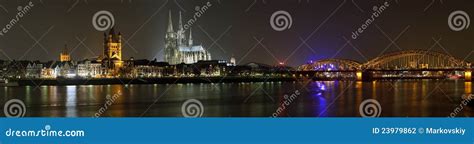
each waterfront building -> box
[246,62,272,76]
[25,62,43,78]
[164,11,211,65]
[54,61,76,78]
[126,59,171,78]
[77,60,103,78]
[38,61,57,78]
[194,60,228,76]
[100,28,123,75]
[174,63,196,77]
[40,67,55,78]
[9,61,30,78]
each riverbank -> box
[12,77,298,86]
[7,76,465,86]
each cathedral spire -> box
[167,10,174,33]
[109,27,115,35]
[179,11,183,31]
[188,27,193,46]
[63,44,68,54]
[60,43,71,62]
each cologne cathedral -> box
[164,11,211,65]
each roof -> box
[178,45,206,52]
[131,59,170,67]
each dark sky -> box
[0,0,473,67]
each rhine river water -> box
[1,80,473,117]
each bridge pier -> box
[466,63,472,82]
[356,71,373,82]
[465,69,472,82]
[356,71,362,81]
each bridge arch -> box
[299,59,362,71]
[363,50,468,70]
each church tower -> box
[165,11,179,65]
[103,27,123,69]
[177,11,186,47]
[60,44,71,62]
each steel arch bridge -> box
[300,50,470,71]
[295,50,472,81]
[299,59,361,71]
[363,50,469,70]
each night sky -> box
[0,0,473,67]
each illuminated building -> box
[41,67,55,78]
[101,28,123,74]
[39,61,57,78]
[164,11,211,65]
[59,44,71,62]
[77,60,103,78]
[194,60,228,76]
[228,56,236,66]
[26,63,43,78]
[54,62,76,78]
[127,59,170,78]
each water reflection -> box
[66,86,77,117]
[1,80,472,117]
[309,82,326,116]
[465,82,472,96]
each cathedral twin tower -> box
[164,11,211,65]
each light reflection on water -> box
[1,80,472,117]
[66,86,76,117]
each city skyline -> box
[1,0,473,120]
[0,0,473,67]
